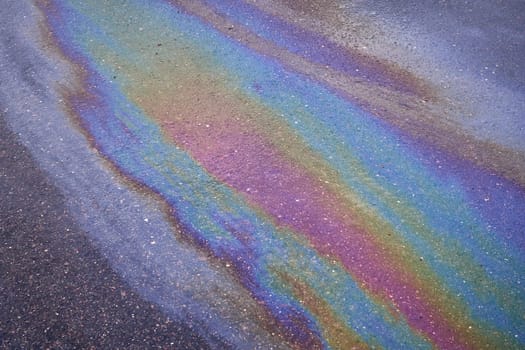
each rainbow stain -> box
[35,0,525,349]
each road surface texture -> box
[1,1,524,349]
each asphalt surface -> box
[1,0,524,349]
[0,115,214,349]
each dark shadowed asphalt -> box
[0,115,214,349]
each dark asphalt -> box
[0,115,215,349]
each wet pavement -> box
[1,1,524,349]
[0,115,214,349]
